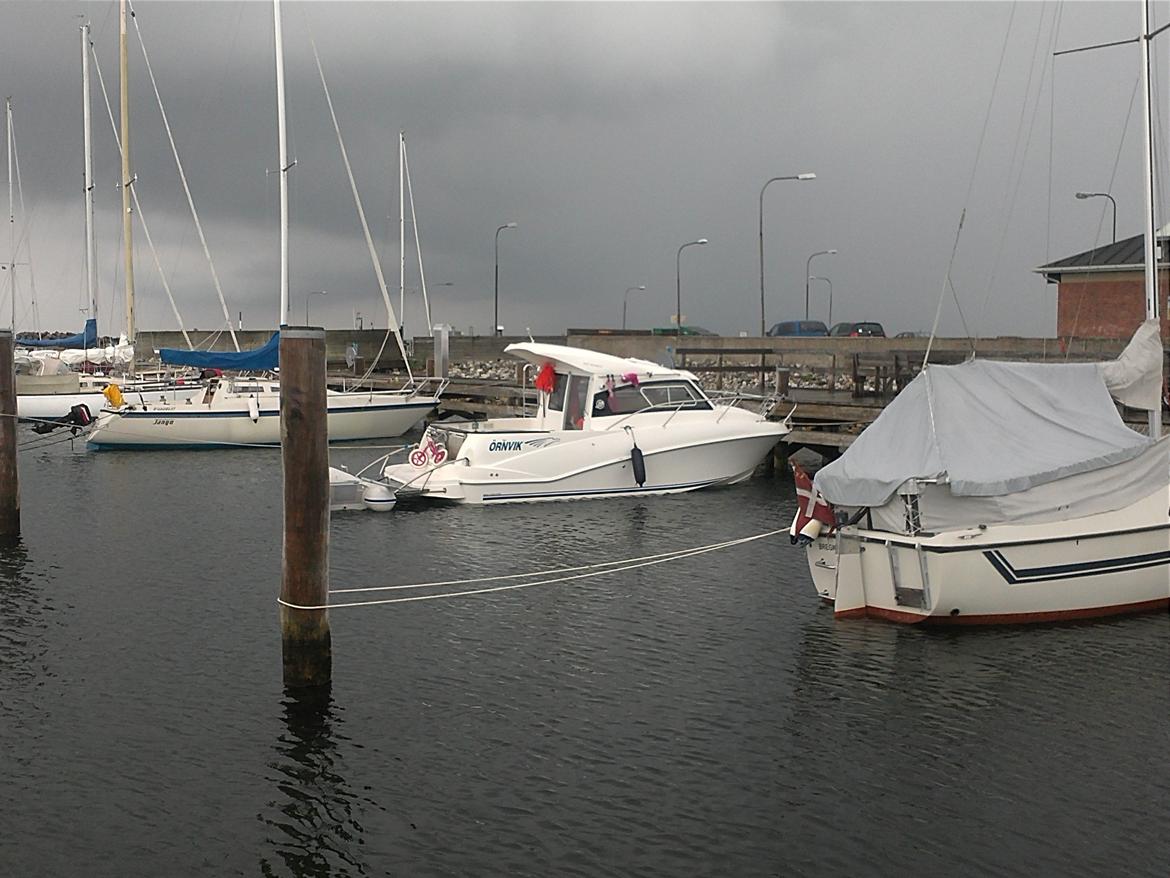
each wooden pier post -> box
[279,327,331,688]
[0,331,20,538]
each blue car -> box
[767,320,829,337]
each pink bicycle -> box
[410,435,448,468]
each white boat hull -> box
[384,410,786,504]
[87,391,436,449]
[804,486,1170,624]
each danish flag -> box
[790,462,836,545]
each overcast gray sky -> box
[0,1,1162,339]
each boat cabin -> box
[506,342,712,432]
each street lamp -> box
[676,238,708,341]
[809,275,833,326]
[622,285,646,331]
[1075,191,1117,244]
[805,249,836,320]
[305,289,326,325]
[494,222,517,337]
[759,172,816,336]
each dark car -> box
[767,320,829,337]
[829,321,886,337]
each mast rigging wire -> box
[924,1,1018,367]
[128,1,239,351]
[403,136,433,335]
[306,23,414,382]
[975,2,1061,350]
[90,42,194,351]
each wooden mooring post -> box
[0,331,19,538]
[279,327,331,688]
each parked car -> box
[829,321,886,337]
[895,330,928,338]
[767,320,829,337]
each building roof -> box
[1036,223,1170,281]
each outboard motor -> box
[32,403,94,435]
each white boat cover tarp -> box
[1100,319,1163,411]
[815,357,1157,509]
[866,437,1169,532]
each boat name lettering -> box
[152,418,174,426]
[488,440,523,452]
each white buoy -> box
[361,482,397,512]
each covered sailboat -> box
[801,321,1169,624]
[158,332,279,372]
[17,318,98,349]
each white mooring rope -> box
[279,528,787,611]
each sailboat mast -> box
[398,129,405,335]
[119,0,135,366]
[274,0,289,326]
[81,24,96,322]
[1141,0,1161,439]
[6,98,13,330]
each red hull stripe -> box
[834,597,1169,625]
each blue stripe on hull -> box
[984,548,1170,584]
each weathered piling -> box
[0,331,20,538]
[279,326,331,687]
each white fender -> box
[362,482,397,512]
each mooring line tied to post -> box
[277,528,788,611]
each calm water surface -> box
[1,433,1167,876]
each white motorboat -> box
[797,322,1170,625]
[376,342,790,504]
[86,374,440,449]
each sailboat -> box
[13,20,204,423]
[86,0,442,449]
[794,4,1170,624]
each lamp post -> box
[304,289,326,325]
[759,172,816,336]
[1075,191,1117,244]
[675,238,708,341]
[494,222,517,337]
[809,275,833,326]
[622,285,646,330]
[804,249,836,320]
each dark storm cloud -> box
[0,1,1157,339]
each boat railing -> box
[402,375,449,398]
[601,400,696,431]
[519,363,536,416]
[705,389,784,422]
[333,374,449,398]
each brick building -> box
[1037,228,1170,341]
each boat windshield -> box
[592,380,711,416]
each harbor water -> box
[2,434,1167,876]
